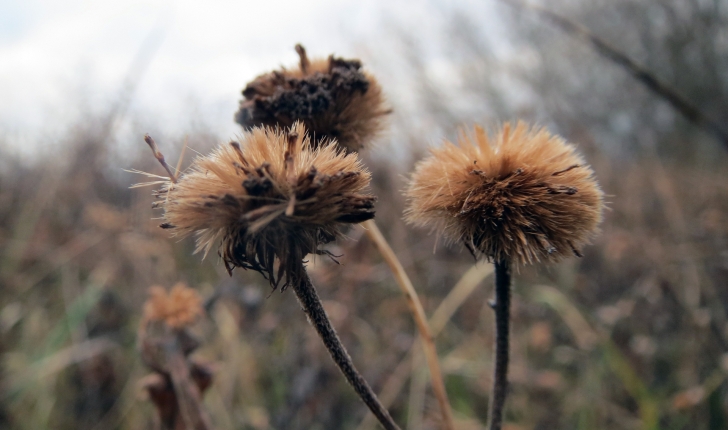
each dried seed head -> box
[143,283,203,329]
[156,122,376,289]
[404,122,603,265]
[235,44,389,153]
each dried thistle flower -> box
[139,282,213,430]
[143,125,399,429]
[143,283,203,329]
[235,44,389,153]
[405,122,603,265]
[155,122,376,289]
[237,46,451,428]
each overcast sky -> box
[0,1,367,136]
[0,0,506,158]
[0,2,403,135]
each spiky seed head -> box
[155,122,376,289]
[235,44,389,153]
[404,122,604,265]
[143,283,203,329]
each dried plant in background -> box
[144,283,203,330]
[405,122,604,429]
[138,124,400,430]
[361,221,455,430]
[138,283,214,430]
[235,44,389,153]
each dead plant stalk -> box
[362,219,455,430]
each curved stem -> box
[292,267,401,430]
[488,259,511,430]
[362,219,455,430]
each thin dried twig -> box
[144,134,178,183]
[175,135,188,176]
[429,263,494,336]
[356,262,493,430]
[362,219,455,430]
[139,325,214,430]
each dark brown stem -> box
[165,341,213,430]
[488,260,511,430]
[139,324,213,430]
[291,268,401,430]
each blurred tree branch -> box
[499,0,728,151]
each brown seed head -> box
[404,122,603,265]
[143,283,203,329]
[235,44,389,153]
[155,122,376,289]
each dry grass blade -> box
[6,337,117,397]
[355,352,413,430]
[429,263,493,337]
[406,346,427,430]
[531,284,659,429]
[363,219,455,430]
[356,261,491,430]
[531,285,599,351]
[175,135,188,176]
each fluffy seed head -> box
[235,44,389,153]
[155,122,376,289]
[143,283,203,329]
[404,122,603,265]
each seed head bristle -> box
[235,44,389,153]
[404,122,604,265]
[154,122,376,290]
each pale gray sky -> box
[0,0,505,156]
[0,1,376,136]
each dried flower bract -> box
[143,283,203,329]
[405,122,603,265]
[235,44,389,153]
[155,123,376,289]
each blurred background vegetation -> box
[1,0,727,429]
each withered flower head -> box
[404,122,603,265]
[155,122,376,289]
[235,44,389,153]
[143,283,203,329]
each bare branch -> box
[144,134,178,183]
[499,0,728,151]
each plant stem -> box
[292,267,401,430]
[166,340,213,430]
[362,219,455,430]
[488,259,511,430]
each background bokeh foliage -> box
[1,0,727,428]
